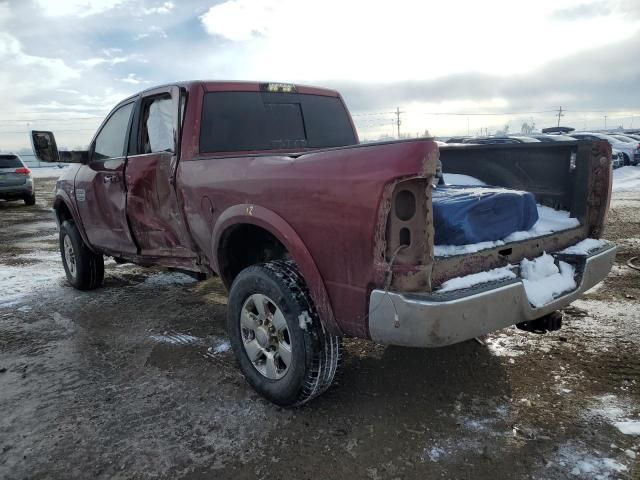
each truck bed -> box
[431,140,611,288]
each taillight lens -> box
[15,167,31,175]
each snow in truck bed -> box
[438,252,582,308]
[435,174,580,257]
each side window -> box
[140,95,174,154]
[93,102,134,160]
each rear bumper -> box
[0,184,33,199]
[368,245,617,347]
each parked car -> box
[571,132,639,166]
[445,136,470,143]
[611,149,624,169]
[0,154,35,205]
[526,134,577,142]
[31,81,616,406]
[462,136,541,144]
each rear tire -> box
[622,153,630,166]
[227,260,341,407]
[24,194,36,206]
[59,220,104,290]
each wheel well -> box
[218,224,289,288]
[55,200,73,224]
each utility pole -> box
[556,106,564,127]
[394,107,403,139]
[604,115,608,130]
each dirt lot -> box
[1,176,639,480]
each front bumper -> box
[368,245,617,347]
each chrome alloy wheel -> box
[63,234,76,279]
[240,293,292,380]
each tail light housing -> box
[15,167,31,175]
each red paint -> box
[54,81,437,337]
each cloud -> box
[332,31,640,114]
[120,73,146,84]
[551,1,611,21]
[78,51,145,68]
[134,26,168,40]
[200,0,281,41]
[199,0,640,81]
[1,0,639,148]
[33,0,125,17]
[142,1,174,14]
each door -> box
[75,101,138,255]
[124,86,196,258]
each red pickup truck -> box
[31,81,616,406]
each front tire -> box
[24,194,36,206]
[59,220,104,290]
[227,260,341,406]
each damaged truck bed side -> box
[31,81,615,406]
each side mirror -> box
[31,130,59,162]
[30,130,89,164]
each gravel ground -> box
[1,176,639,480]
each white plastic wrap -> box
[147,98,173,153]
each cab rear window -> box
[200,92,356,153]
[0,155,22,168]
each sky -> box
[1,0,640,151]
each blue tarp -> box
[432,185,539,245]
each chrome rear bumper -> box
[368,245,617,347]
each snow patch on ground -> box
[150,332,202,346]
[551,442,628,479]
[612,166,640,192]
[614,421,640,435]
[520,254,576,307]
[561,238,607,255]
[422,404,511,463]
[0,261,64,308]
[438,266,515,292]
[484,330,527,357]
[587,395,640,436]
[207,340,231,355]
[435,205,580,257]
[142,271,197,287]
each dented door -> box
[125,86,196,259]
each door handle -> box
[103,174,120,183]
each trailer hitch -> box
[516,311,563,334]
